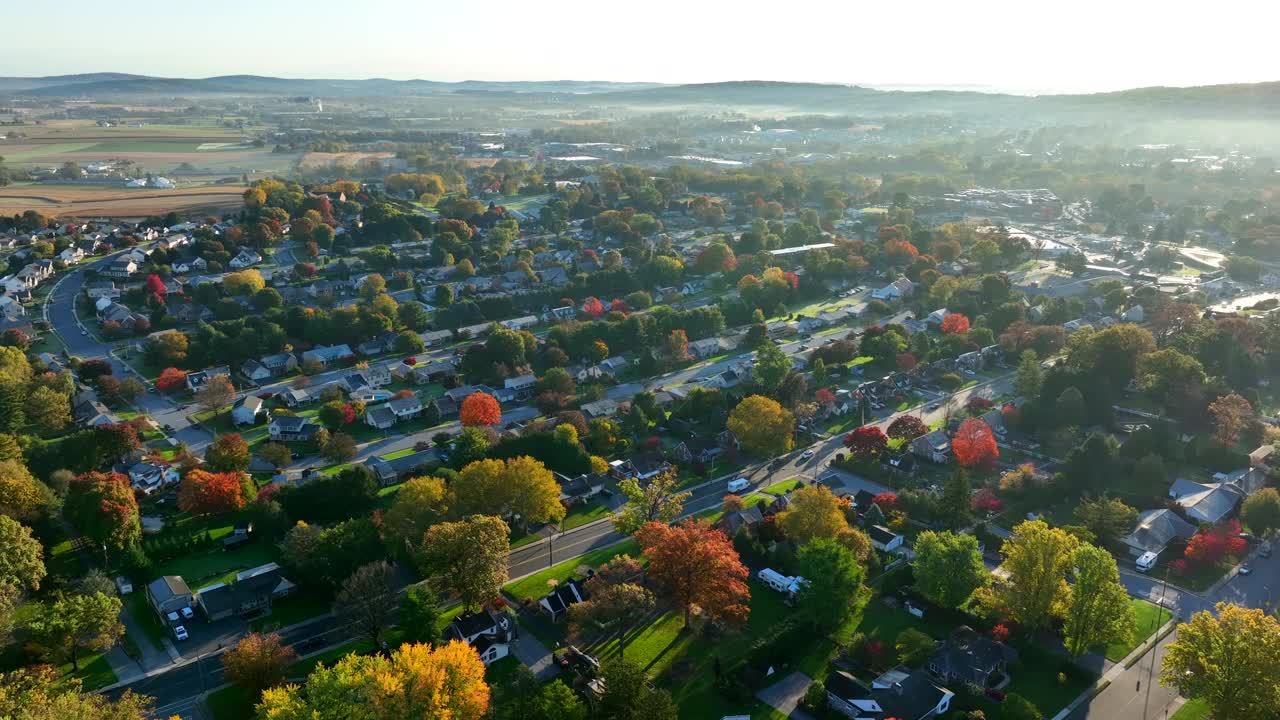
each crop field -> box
[0,184,248,218]
[298,151,396,167]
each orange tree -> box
[459,392,501,427]
[635,519,750,627]
[155,368,188,393]
[178,469,248,516]
[952,417,999,469]
[941,313,971,335]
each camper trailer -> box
[1135,551,1158,572]
[758,568,807,597]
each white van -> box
[1135,552,1158,572]
[727,477,750,493]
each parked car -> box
[173,625,188,641]
[1239,564,1252,576]
[180,606,194,620]
[800,448,815,460]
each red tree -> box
[156,368,188,393]
[951,417,999,468]
[972,488,1003,513]
[636,520,750,626]
[460,392,502,427]
[991,624,1011,643]
[844,426,888,459]
[609,298,629,314]
[1185,520,1248,568]
[815,388,836,406]
[144,274,167,298]
[886,415,928,441]
[941,313,971,335]
[178,469,247,515]
[580,297,605,319]
[967,396,993,412]
[896,352,918,370]
[872,492,899,510]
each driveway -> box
[756,671,815,720]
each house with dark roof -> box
[301,344,354,368]
[557,473,606,504]
[539,578,588,622]
[868,525,904,552]
[911,430,951,464]
[928,626,1016,689]
[268,415,321,442]
[364,405,397,430]
[146,576,193,621]
[186,366,230,393]
[444,608,516,666]
[365,448,442,485]
[716,505,764,537]
[1121,509,1197,558]
[825,665,954,720]
[197,562,296,622]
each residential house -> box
[186,366,230,393]
[232,395,267,426]
[241,352,298,382]
[268,415,321,442]
[364,405,397,430]
[871,278,915,302]
[542,306,577,323]
[197,563,296,622]
[609,456,671,482]
[539,578,588,622]
[301,344,354,368]
[444,609,516,666]
[84,280,119,300]
[413,361,456,384]
[1168,468,1266,525]
[688,337,721,360]
[910,430,951,464]
[388,394,423,420]
[580,398,619,420]
[146,576,193,621]
[825,665,954,720]
[58,246,85,264]
[556,472,606,504]
[1121,509,1197,558]
[538,267,569,286]
[868,525,904,552]
[926,308,949,326]
[598,356,629,377]
[100,257,138,279]
[365,448,442,485]
[928,626,1017,689]
[670,436,724,464]
[503,374,537,401]
[229,249,262,269]
[357,334,396,357]
[127,462,180,495]
[73,397,114,427]
[717,505,764,537]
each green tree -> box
[612,471,691,535]
[0,666,154,720]
[1063,544,1136,656]
[29,592,124,670]
[25,386,70,435]
[1161,603,1280,720]
[752,341,791,398]
[0,516,45,594]
[1074,496,1138,546]
[399,584,442,646]
[258,442,292,469]
[979,520,1078,631]
[1015,350,1043,401]
[939,471,973,528]
[1242,488,1280,536]
[912,530,988,609]
[596,659,678,720]
[796,539,869,639]
[334,560,400,647]
[896,628,937,666]
[418,515,509,610]
[536,680,588,720]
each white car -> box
[180,606,194,620]
[727,477,750,493]
[800,448,815,460]
[173,625,188,641]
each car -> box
[800,449,815,460]
[727,477,750,493]
[80,330,87,336]
[1260,544,1272,559]
[173,625,188,641]
[147,386,156,393]
[926,403,941,411]
[1239,564,1252,576]
[180,606,194,620]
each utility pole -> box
[1141,567,1171,720]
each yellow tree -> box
[726,394,795,456]
[449,457,564,528]
[778,485,848,543]
[1161,603,1280,720]
[381,476,447,552]
[978,520,1078,631]
[257,640,490,720]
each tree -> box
[155,367,188,393]
[221,632,296,700]
[887,414,928,442]
[449,457,565,528]
[205,432,252,472]
[612,470,691,535]
[537,680,588,720]
[636,520,749,627]
[897,628,938,666]
[335,560,400,647]
[979,520,1078,631]
[29,592,123,670]
[0,516,45,595]
[418,515,509,610]
[796,539,869,638]
[952,418,998,468]
[460,391,502,427]
[0,460,51,524]
[1242,488,1280,536]
[1136,349,1206,398]
[752,341,791,397]
[1057,251,1087,275]
[0,666,153,720]
[63,472,139,550]
[1208,393,1253,447]
[399,584,442,645]
[178,469,247,516]
[319,400,355,428]
[1014,350,1043,401]
[1161,603,1280,720]
[320,431,357,462]
[258,442,292,469]
[778,484,849,542]
[596,658,678,720]
[1063,433,1119,494]
[382,475,448,552]
[844,426,888,459]
[1074,496,1138,546]
[568,581,655,659]
[252,287,283,311]
[1062,544,1136,656]
[726,394,795,456]
[913,530,988,609]
[941,313,970,335]
[1053,387,1087,428]
[223,269,265,296]
[257,641,490,720]
[25,386,70,435]
[194,374,235,415]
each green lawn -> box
[153,541,277,590]
[562,500,610,531]
[504,539,640,601]
[207,686,254,720]
[123,592,168,653]
[762,478,802,495]
[484,655,523,685]
[695,493,771,524]
[1170,697,1211,720]
[1103,599,1166,662]
[1005,643,1096,718]
[62,651,117,691]
[249,591,332,632]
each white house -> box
[232,395,267,426]
[868,525,904,552]
[444,609,516,667]
[229,249,262,269]
[127,462,180,495]
[871,278,915,302]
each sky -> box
[6,0,1279,94]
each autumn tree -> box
[449,457,565,528]
[0,666,153,720]
[1208,393,1253,447]
[221,632,296,699]
[1063,544,1136,656]
[63,472,140,550]
[978,520,1078,631]
[1242,488,1280,536]
[28,592,123,670]
[178,469,248,516]
[913,530,988,609]
[205,432,252,472]
[726,394,795,456]
[796,539,869,638]
[194,374,235,416]
[320,431,357,462]
[257,641,490,720]
[843,426,888,459]
[155,367,188,393]
[25,386,70,435]
[612,470,692,535]
[334,560,400,647]
[0,460,52,524]
[568,574,655,659]
[1161,603,1280,720]
[636,520,749,627]
[382,475,448,553]
[887,414,928,442]
[418,515,509,610]
[0,516,45,595]
[779,485,849,543]
[258,442,292,469]
[952,417,999,468]
[941,313,970,335]
[460,391,502,427]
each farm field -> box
[298,151,396,168]
[0,184,248,218]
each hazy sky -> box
[7,0,1278,94]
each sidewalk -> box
[1050,617,1178,720]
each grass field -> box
[504,539,640,601]
[1170,697,1211,720]
[1103,599,1166,662]
[0,183,249,219]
